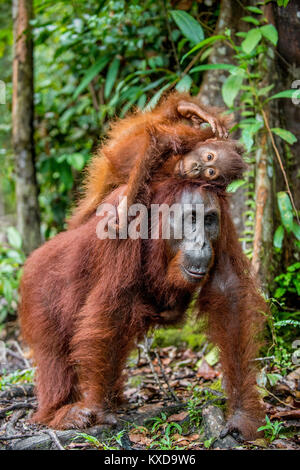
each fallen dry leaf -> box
[129,432,151,446]
[167,411,188,422]
[197,359,218,380]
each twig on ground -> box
[45,430,65,450]
[0,402,35,418]
[7,340,30,368]
[154,348,180,402]
[140,336,170,400]
[261,386,296,409]
[0,433,35,441]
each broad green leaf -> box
[6,227,22,250]
[222,71,244,108]
[73,56,110,99]
[260,24,278,46]
[104,58,120,99]
[170,10,204,45]
[274,287,286,298]
[273,225,284,249]
[292,221,300,240]
[175,74,193,92]
[267,373,282,386]
[181,35,226,61]
[227,179,247,193]
[241,28,262,54]
[271,128,297,145]
[3,278,13,303]
[66,153,86,171]
[190,63,237,73]
[277,192,293,232]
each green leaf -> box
[143,83,171,111]
[267,89,296,101]
[170,10,204,45]
[66,153,86,171]
[190,63,237,73]
[273,225,284,249]
[3,278,13,303]
[6,227,22,250]
[246,6,263,14]
[274,287,286,298]
[227,179,247,193]
[257,84,274,96]
[222,71,245,108]
[73,56,110,99]
[267,373,282,387]
[292,221,300,240]
[181,35,226,61]
[242,16,260,26]
[260,24,278,46]
[104,58,120,99]
[175,74,193,92]
[271,128,297,145]
[277,192,293,232]
[241,28,262,54]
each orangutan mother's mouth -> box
[182,266,206,279]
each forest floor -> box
[0,325,299,451]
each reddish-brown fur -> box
[19,178,266,439]
[19,92,266,440]
[68,92,232,229]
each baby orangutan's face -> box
[175,139,247,183]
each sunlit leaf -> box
[6,227,22,250]
[190,63,237,73]
[104,58,120,99]
[241,28,262,54]
[260,24,278,46]
[271,128,297,145]
[227,179,247,193]
[73,56,110,99]
[277,192,293,232]
[222,70,245,107]
[175,74,192,92]
[181,35,226,61]
[170,10,204,45]
[273,225,284,249]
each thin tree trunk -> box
[12,0,40,254]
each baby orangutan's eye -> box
[204,167,216,179]
[207,154,213,161]
[203,153,215,163]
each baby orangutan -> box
[173,138,247,183]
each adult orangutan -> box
[19,113,266,440]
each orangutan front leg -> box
[177,101,228,138]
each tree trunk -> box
[12,0,40,254]
[198,0,298,287]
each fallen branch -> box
[45,430,65,450]
[0,402,35,418]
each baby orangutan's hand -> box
[177,100,228,139]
